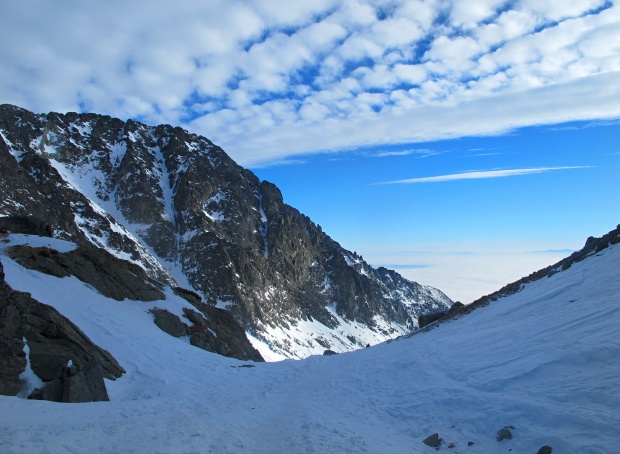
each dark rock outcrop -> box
[418,311,447,329]
[30,359,110,403]
[422,433,443,448]
[149,290,264,362]
[323,349,338,356]
[447,301,465,315]
[0,216,53,237]
[537,446,552,454]
[0,258,124,401]
[0,286,27,395]
[176,290,264,362]
[150,308,189,337]
[497,426,514,441]
[6,243,165,301]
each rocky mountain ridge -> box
[0,104,452,358]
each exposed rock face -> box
[6,243,165,302]
[149,300,264,361]
[0,258,124,401]
[0,104,453,357]
[175,289,264,362]
[0,216,53,237]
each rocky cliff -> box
[0,104,452,358]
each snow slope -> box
[1,236,619,453]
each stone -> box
[497,427,513,441]
[62,360,110,403]
[418,311,447,328]
[150,308,188,337]
[323,349,338,356]
[37,360,110,403]
[467,441,474,446]
[537,446,552,454]
[422,433,442,448]
[447,301,465,315]
[182,307,209,329]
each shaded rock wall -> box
[0,258,124,401]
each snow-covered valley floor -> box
[1,237,619,453]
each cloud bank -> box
[1,0,619,166]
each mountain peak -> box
[0,105,452,359]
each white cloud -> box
[374,166,593,185]
[517,0,609,22]
[370,17,424,48]
[450,0,508,28]
[372,148,437,158]
[0,0,618,167]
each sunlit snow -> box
[1,235,618,453]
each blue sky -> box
[1,0,619,302]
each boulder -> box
[323,349,338,356]
[418,311,447,328]
[497,426,514,441]
[537,446,552,454]
[447,301,465,315]
[150,308,189,337]
[422,433,442,448]
[33,359,110,403]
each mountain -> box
[0,104,452,359]
[1,220,618,452]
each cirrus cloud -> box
[374,166,594,185]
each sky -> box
[1,0,619,302]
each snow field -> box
[0,238,618,453]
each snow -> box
[108,141,127,166]
[203,191,228,222]
[0,129,24,161]
[1,238,619,453]
[202,209,225,222]
[47,153,176,284]
[16,338,44,399]
[1,233,77,253]
[258,194,269,258]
